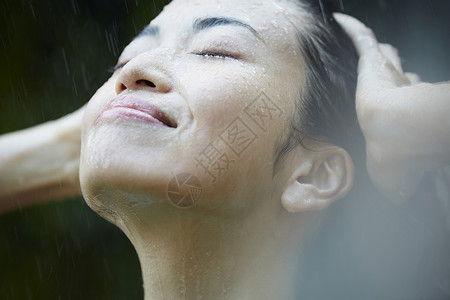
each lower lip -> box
[96,106,165,126]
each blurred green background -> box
[0,0,449,299]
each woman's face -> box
[80,0,307,214]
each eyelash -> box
[193,52,236,60]
[109,50,236,73]
[108,63,127,73]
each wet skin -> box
[79,1,345,299]
[80,0,307,215]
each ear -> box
[281,143,354,213]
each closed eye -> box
[192,52,237,59]
[108,62,128,73]
[110,50,237,73]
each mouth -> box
[96,95,177,128]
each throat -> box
[124,216,305,300]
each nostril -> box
[137,79,156,88]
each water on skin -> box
[124,192,156,208]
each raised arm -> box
[0,107,84,214]
[334,13,450,201]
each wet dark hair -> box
[280,4,450,298]
[276,0,362,164]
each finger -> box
[334,13,398,89]
[333,13,378,56]
[379,43,403,73]
[405,72,421,84]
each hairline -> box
[272,3,324,171]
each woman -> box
[1,0,449,298]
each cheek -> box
[82,75,117,140]
[177,62,289,187]
[178,63,266,131]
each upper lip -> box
[101,95,177,128]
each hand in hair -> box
[334,13,450,202]
[0,106,84,214]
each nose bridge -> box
[115,49,174,94]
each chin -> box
[79,121,270,220]
[79,136,178,221]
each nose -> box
[115,54,173,94]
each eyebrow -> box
[134,17,263,41]
[193,17,263,40]
[134,25,160,39]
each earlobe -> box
[281,146,354,213]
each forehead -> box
[151,0,307,51]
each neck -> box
[116,201,311,300]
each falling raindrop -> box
[71,0,79,15]
[339,0,344,11]
[61,48,70,75]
